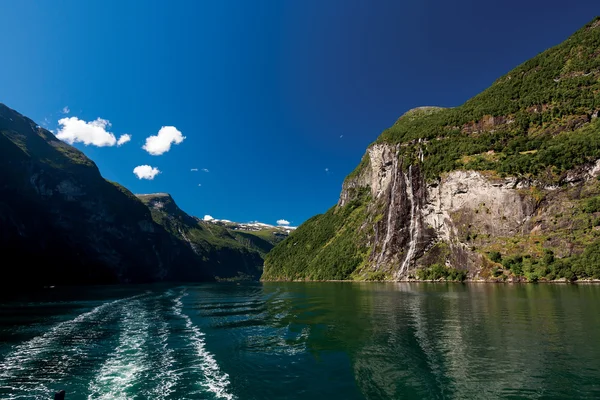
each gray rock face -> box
[339,142,600,280]
[344,144,432,279]
[424,170,535,242]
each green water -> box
[0,283,599,399]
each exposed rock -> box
[589,159,600,178]
[56,180,84,200]
[462,115,513,134]
[424,170,535,240]
[335,141,600,280]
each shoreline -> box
[260,278,600,284]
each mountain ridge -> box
[263,17,600,282]
[0,103,277,285]
[137,192,288,280]
[0,102,206,284]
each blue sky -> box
[0,1,597,226]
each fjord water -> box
[0,284,599,399]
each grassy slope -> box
[262,189,371,280]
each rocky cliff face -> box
[344,144,433,279]
[338,142,600,280]
[266,135,600,282]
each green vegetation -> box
[361,270,389,281]
[488,251,503,263]
[215,272,260,282]
[231,231,278,257]
[137,194,280,280]
[344,18,600,183]
[415,264,467,282]
[583,196,600,213]
[497,247,600,281]
[263,188,371,280]
[575,240,600,279]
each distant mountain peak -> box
[206,218,296,234]
[137,192,171,197]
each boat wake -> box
[0,293,146,399]
[87,299,150,399]
[172,291,235,400]
[0,289,235,399]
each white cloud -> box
[198,184,202,187]
[191,168,199,172]
[133,165,160,180]
[62,106,70,114]
[277,219,290,226]
[325,168,329,173]
[142,126,185,155]
[56,117,118,147]
[117,134,131,146]
[203,215,214,221]
[340,135,343,138]
[201,168,209,172]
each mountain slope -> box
[263,17,600,282]
[205,219,294,254]
[0,103,276,285]
[0,103,210,284]
[138,193,282,280]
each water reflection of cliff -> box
[261,283,600,399]
[350,283,600,399]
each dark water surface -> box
[0,283,599,399]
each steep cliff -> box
[263,17,600,282]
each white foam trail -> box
[173,292,235,400]
[0,294,145,399]
[87,300,150,400]
[146,298,178,400]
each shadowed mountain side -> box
[0,103,247,284]
[137,193,287,280]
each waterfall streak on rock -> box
[377,155,399,267]
[399,166,419,278]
